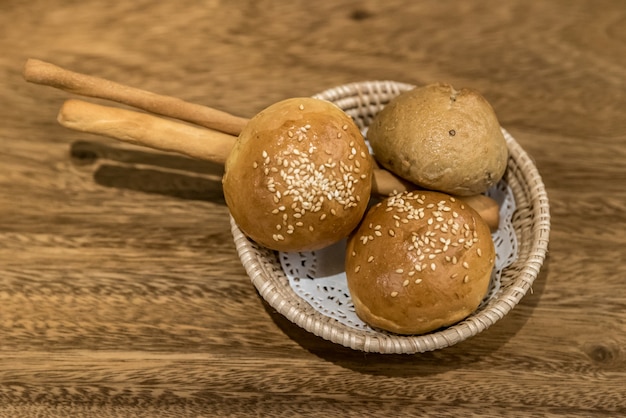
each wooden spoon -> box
[24,59,500,230]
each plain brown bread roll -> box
[367,83,508,196]
[345,190,495,335]
[223,97,373,252]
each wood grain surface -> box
[1,0,625,416]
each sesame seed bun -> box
[367,83,508,196]
[345,190,495,335]
[223,97,373,252]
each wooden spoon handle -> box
[58,99,500,230]
[58,99,235,165]
[24,58,248,136]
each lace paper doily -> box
[279,180,518,332]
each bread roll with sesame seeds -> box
[345,190,495,335]
[367,83,508,196]
[223,97,374,252]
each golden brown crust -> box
[345,190,495,335]
[367,83,508,196]
[223,97,373,252]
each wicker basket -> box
[230,81,550,354]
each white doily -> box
[279,180,518,332]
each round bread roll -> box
[367,83,508,196]
[223,97,373,252]
[345,190,495,335]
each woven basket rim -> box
[231,80,551,354]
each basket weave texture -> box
[230,81,551,354]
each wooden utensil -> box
[24,59,500,230]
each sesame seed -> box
[415,278,423,284]
[299,104,304,110]
[367,256,374,263]
[354,265,361,273]
[342,124,348,130]
[477,248,482,257]
[395,268,404,274]
[319,213,327,221]
[462,261,470,269]
[463,275,469,283]
[403,280,410,287]
[430,263,436,271]
[388,229,396,236]
[390,291,399,297]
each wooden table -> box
[1,1,624,416]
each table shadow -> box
[70,140,227,204]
